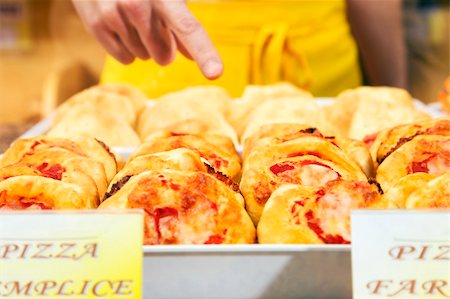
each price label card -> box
[351,210,450,299]
[0,210,143,299]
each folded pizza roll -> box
[0,176,96,210]
[241,136,367,224]
[16,148,108,199]
[230,83,313,136]
[54,88,137,126]
[405,173,450,209]
[88,83,148,115]
[382,173,436,208]
[374,118,450,166]
[47,111,141,148]
[244,124,374,177]
[140,117,239,147]
[377,135,450,192]
[105,148,207,200]
[324,86,430,139]
[242,123,315,160]
[70,137,118,182]
[0,163,99,208]
[129,134,241,181]
[136,86,234,138]
[0,136,117,182]
[240,97,333,144]
[99,170,255,245]
[257,180,386,244]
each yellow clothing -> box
[100,0,361,97]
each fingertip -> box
[202,60,223,80]
[154,51,176,66]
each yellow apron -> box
[100,0,361,98]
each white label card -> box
[351,210,450,299]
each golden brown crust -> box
[105,148,207,200]
[375,118,450,166]
[0,137,86,168]
[240,97,331,144]
[47,111,141,148]
[240,136,367,224]
[382,173,436,208]
[99,170,255,245]
[257,180,385,244]
[17,148,108,199]
[54,88,136,126]
[376,135,450,192]
[0,136,117,183]
[405,173,450,208]
[324,86,432,139]
[229,83,314,136]
[129,134,241,181]
[90,83,148,114]
[0,176,95,210]
[136,86,236,143]
[243,124,373,177]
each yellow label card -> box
[0,210,143,299]
[351,210,450,299]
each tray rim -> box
[143,244,351,253]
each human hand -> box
[72,0,223,79]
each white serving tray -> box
[142,244,351,299]
[12,98,447,299]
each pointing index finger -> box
[155,0,223,79]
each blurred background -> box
[0,0,448,150]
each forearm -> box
[347,0,407,89]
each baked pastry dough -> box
[16,148,108,198]
[373,118,450,166]
[47,111,141,148]
[405,173,450,208]
[324,86,430,139]
[243,124,374,177]
[230,83,313,136]
[0,163,99,208]
[89,83,148,115]
[54,88,137,126]
[377,135,450,192]
[129,133,241,181]
[0,136,117,182]
[241,136,367,224]
[257,180,386,244]
[99,170,255,245]
[136,86,236,143]
[382,173,436,208]
[0,176,96,210]
[140,117,239,147]
[105,148,207,200]
[240,97,333,144]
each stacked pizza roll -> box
[99,88,255,245]
[371,118,450,208]
[231,83,336,144]
[324,86,431,140]
[47,83,146,147]
[0,136,117,210]
[240,123,386,244]
[137,86,239,146]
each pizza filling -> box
[313,189,352,243]
[409,152,450,175]
[34,162,65,180]
[269,160,341,187]
[0,192,52,210]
